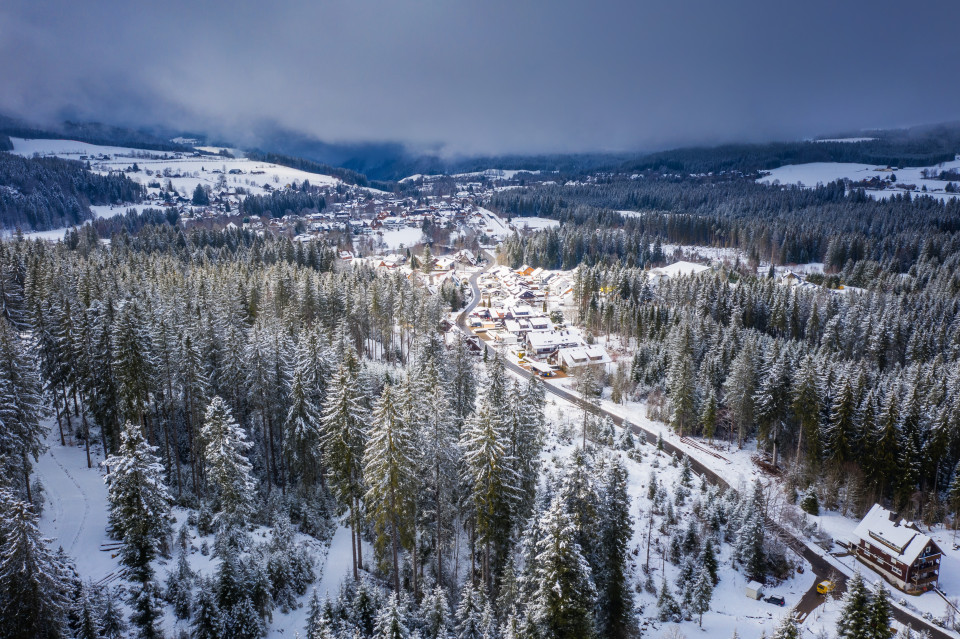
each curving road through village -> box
[456,254,953,639]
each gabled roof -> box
[853,503,938,565]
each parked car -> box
[764,595,785,606]
[817,580,836,595]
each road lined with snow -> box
[457,260,954,639]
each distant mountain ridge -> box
[3,112,960,187]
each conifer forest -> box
[2,3,960,637]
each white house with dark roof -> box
[525,330,582,356]
[554,345,612,370]
[850,503,941,593]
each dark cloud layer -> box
[2,0,958,155]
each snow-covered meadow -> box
[757,156,960,201]
[510,216,560,232]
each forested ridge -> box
[495,178,960,270]
[243,151,370,187]
[0,152,145,231]
[0,116,193,154]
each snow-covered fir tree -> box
[364,383,418,593]
[321,360,368,581]
[597,456,633,638]
[0,316,46,503]
[836,572,872,639]
[373,593,410,639]
[202,396,256,530]
[284,346,325,489]
[528,495,597,639]
[0,489,72,639]
[460,401,517,591]
[455,582,485,639]
[102,419,172,638]
[690,565,714,627]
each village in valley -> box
[5,134,960,639]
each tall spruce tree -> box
[460,402,517,590]
[791,354,822,469]
[202,396,256,530]
[723,340,757,447]
[363,383,418,593]
[836,572,872,639]
[103,420,172,570]
[284,350,324,489]
[0,490,72,639]
[868,579,894,639]
[667,323,697,436]
[528,496,597,639]
[0,316,46,502]
[690,565,714,627]
[321,361,368,581]
[597,457,633,638]
[103,420,172,639]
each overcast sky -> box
[1,0,958,156]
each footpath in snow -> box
[35,420,119,583]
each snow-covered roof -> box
[527,330,582,351]
[529,316,550,329]
[558,345,612,368]
[528,361,554,373]
[853,503,935,565]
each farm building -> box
[849,504,941,593]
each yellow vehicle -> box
[517,351,525,359]
[817,580,835,595]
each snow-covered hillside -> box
[757,156,960,200]
[10,137,341,195]
[7,136,352,240]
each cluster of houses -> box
[477,265,574,307]
[290,194,492,244]
[468,264,611,375]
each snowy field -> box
[375,227,426,250]
[8,204,149,241]
[661,243,742,264]
[510,216,560,231]
[474,207,513,240]
[814,137,878,143]
[655,260,711,278]
[10,137,341,192]
[757,156,960,200]
[399,169,540,183]
[6,136,369,241]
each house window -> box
[891,566,902,576]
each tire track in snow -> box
[44,444,90,554]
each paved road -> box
[455,257,953,639]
